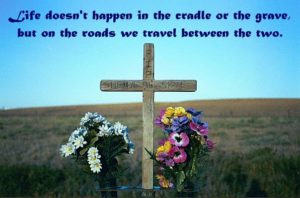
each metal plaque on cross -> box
[100,43,197,189]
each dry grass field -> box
[0,99,299,197]
[1,98,299,117]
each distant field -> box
[1,98,300,117]
[0,99,299,197]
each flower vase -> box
[99,178,117,198]
[176,181,197,198]
[98,156,120,197]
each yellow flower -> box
[164,107,175,117]
[156,145,164,154]
[161,115,171,125]
[156,141,172,155]
[174,107,187,117]
[187,112,192,120]
[156,175,172,188]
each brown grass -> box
[1,98,299,117]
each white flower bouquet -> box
[60,112,134,189]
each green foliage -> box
[0,149,299,197]
[0,121,3,129]
[199,148,300,197]
[0,165,65,196]
[175,171,186,192]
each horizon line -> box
[1,97,300,111]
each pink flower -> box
[156,152,168,162]
[168,132,189,147]
[169,146,187,163]
[206,139,215,150]
[165,159,175,167]
[155,110,166,128]
[190,122,209,136]
[158,138,168,146]
[156,147,175,167]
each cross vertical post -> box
[142,43,154,189]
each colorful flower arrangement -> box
[147,107,214,192]
[60,112,134,186]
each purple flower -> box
[206,139,215,150]
[154,110,166,128]
[165,158,175,167]
[169,146,187,164]
[186,108,202,116]
[154,117,163,127]
[192,116,201,125]
[169,132,190,147]
[164,127,173,134]
[171,119,180,132]
[178,116,189,124]
[159,109,166,117]
[156,146,175,167]
[171,116,189,132]
[190,122,209,136]
[156,152,168,162]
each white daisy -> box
[98,124,112,136]
[93,115,105,123]
[60,143,75,157]
[103,120,110,125]
[73,136,87,149]
[88,153,98,160]
[80,112,93,126]
[78,128,88,136]
[114,122,127,135]
[98,130,105,137]
[90,162,102,173]
[88,156,101,165]
[88,147,99,157]
[69,128,87,142]
[68,130,79,142]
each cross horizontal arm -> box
[101,80,144,91]
[100,80,197,92]
[154,80,197,92]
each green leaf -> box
[89,129,98,137]
[144,148,155,159]
[176,171,186,192]
[111,147,127,158]
[144,147,163,164]
[81,165,91,173]
[79,147,89,156]
[90,136,99,145]
[79,136,99,156]
[190,154,197,175]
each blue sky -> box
[0,0,299,109]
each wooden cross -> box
[100,43,197,189]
